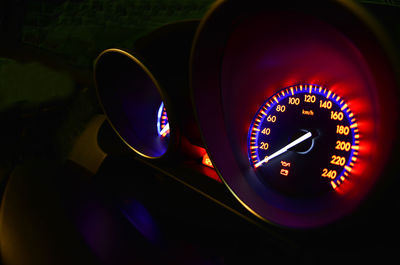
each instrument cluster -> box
[95,0,399,229]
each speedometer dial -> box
[248,84,359,197]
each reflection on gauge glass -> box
[157,102,170,137]
[248,84,360,197]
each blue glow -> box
[157,101,164,135]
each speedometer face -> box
[248,84,359,197]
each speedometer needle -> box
[254,131,312,168]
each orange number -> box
[261,128,271,135]
[319,100,332,109]
[330,155,346,166]
[335,140,351,151]
[267,115,276,122]
[276,105,286,112]
[260,142,269,150]
[331,111,344,121]
[336,125,350,135]
[321,168,337,179]
[304,95,316,103]
[288,97,300,105]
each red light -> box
[202,153,214,168]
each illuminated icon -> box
[202,153,214,168]
[280,161,291,167]
[280,169,289,176]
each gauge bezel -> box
[95,49,174,159]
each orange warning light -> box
[280,169,289,176]
[202,153,214,168]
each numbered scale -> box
[248,84,359,197]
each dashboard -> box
[0,0,399,264]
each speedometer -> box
[248,84,359,197]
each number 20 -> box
[260,142,269,150]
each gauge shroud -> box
[248,84,359,197]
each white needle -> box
[254,131,312,168]
[160,123,170,136]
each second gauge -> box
[157,102,170,138]
[248,84,360,198]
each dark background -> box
[0,1,399,264]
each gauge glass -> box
[248,84,359,197]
